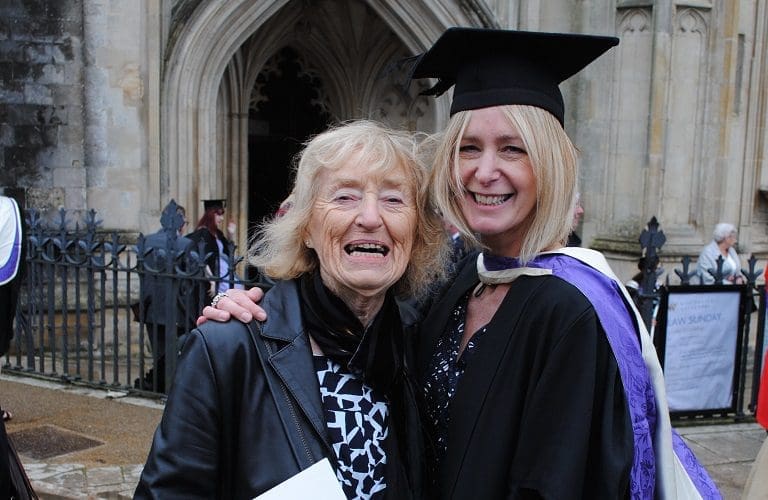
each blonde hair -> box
[249,120,449,298]
[430,105,578,264]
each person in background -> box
[696,222,745,285]
[566,191,584,247]
[0,194,24,422]
[624,256,662,307]
[186,199,239,301]
[204,27,719,499]
[741,354,768,498]
[134,200,197,393]
[135,120,449,499]
[443,220,465,261]
[275,193,294,218]
[742,258,768,497]
[0,193,33,498]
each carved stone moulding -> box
[616,0,711,8]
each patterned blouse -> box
[423,290,488,466]
[314,355,389,499]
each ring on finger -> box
[211,291,229,307]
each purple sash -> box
[0,197,22,285]
[484,253,721,499]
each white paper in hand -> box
[254,458,346,499]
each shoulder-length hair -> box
[430,105,578,264]
[249,120,449,298]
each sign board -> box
[654,285,745,416]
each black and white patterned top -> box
[314,356,389,499]
[423,290,488,466]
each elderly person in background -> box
[696,222,745,285]
[135,120,448,499]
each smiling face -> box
[457,106,537,256]
[305,153,417,301]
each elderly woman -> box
[696,222,745,284]
[135,120,448,499]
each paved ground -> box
[1,372,766,499]
[1,373,163,499]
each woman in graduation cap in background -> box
[201,27,720,499]
[186,199,239,302]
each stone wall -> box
[1,0,767,282]
[0,0,85,213]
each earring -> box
[305,240,312,248]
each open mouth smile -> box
[471,192,513,206]
[344,242,390,257]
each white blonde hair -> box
[249,120,449,298]
[712,222,737,243]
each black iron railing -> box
[633,218,764,421]
[4,205,255,395]
[4,209,766,418]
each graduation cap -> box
[202,199,227,211]
[410,28,619,125]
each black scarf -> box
[298,272,403,395]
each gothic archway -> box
[248,46,333,227]
[161,0,469,248]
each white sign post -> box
[659,287,743,413]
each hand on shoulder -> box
[196,287,267,326]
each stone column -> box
[82,0,109,210]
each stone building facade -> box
[1,0,767,279]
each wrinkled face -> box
[458,107,537,256]
[306,153,417,299]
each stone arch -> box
[246,45,333,232]
[161,0,470,245]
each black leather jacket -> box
[135,278,424,499]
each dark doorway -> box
[248,47,332,232]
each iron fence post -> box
[637,217,666,331]
[737,256,761,420]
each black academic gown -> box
[186,227,231,278]
[417,258,633,499]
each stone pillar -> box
[82,0,109,211]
